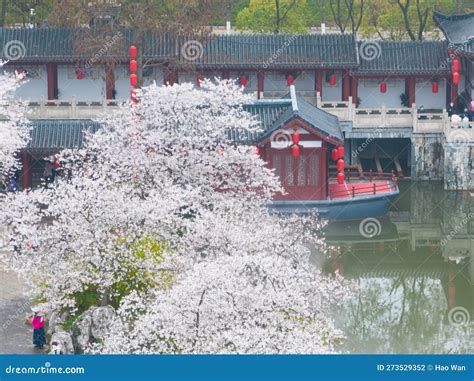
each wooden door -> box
[271,147,326,200]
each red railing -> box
[329,171,398,199]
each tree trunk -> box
[275,0,280,34]
[1,0,7,27]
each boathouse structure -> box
[0,11,473,191]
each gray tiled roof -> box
[178,34,359,68]
[357,40,451,75]
[1,28,358,68]
[234,88,343,144]
[26,119,100,151]
[433,12,474,57]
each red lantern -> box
[452,57,460,73]
[331,148,338,161]
[337,145,345,159]
[239,76,247,87]
[329,74,337,87]
[291,144,300,158]
[432,81,439,93]
[196,75,204,87]
[292,131,300,145]
[129,59,137,73]
[255,146,260,156]
[287,75,294,86]
[452,72,460,85]
[130,74,138,87]
[337,159,345,172]
[337,172,345,185]
[130,45,137,59]
[75,69,85,80]
[130,89,137,103]
[380,82,387,93]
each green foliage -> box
[59,236,171,318]
[235,0,309,33]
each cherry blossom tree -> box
[0,61,29,178]
[1,80,352,353]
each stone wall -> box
[411,133,444,180]
[443,142,474,190]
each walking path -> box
[0,267,42,354]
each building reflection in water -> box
[319,182,473,353]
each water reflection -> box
[322,181,473,353]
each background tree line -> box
[1,0,473,40]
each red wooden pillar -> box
[315,70,323,97]
[350,75,358,105]
[46,63,58,101]
[20,152,32,190]
[222,70,230,80]
[342,70,350,101]
[322,146,328,198]
[105,64,115,100]
[450,80,458,105]
[406,76,416,107]
[257,70,264,99]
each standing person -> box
[447,102,455,117]
[29,307,46,349]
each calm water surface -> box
[321,181,473,354]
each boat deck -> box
[329,181,394,200]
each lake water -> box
[321,181,473,353]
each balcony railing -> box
[2,93,469,142]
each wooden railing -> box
[329,171,398,199]
[1,93,456,136]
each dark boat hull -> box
[269,191,400,220]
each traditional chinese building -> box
[0,11,472,192]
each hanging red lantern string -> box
[291,144,300,158]
[331,148,338,161]
[380,82,387,93]
[292,131,300,145]
[130,89,138,103]
[431,81,439,94]
[129,59,137,73]
[337,146,345,159]
[452,72,460,85]
[337,159,345,172]
[337,172,345,185]
[452,57,460,73]
[130,45,137,59]
[130,73,138,87]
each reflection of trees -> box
[336,275,472,354]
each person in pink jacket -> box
[29,307,46,349]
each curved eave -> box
[256,114,343,146]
